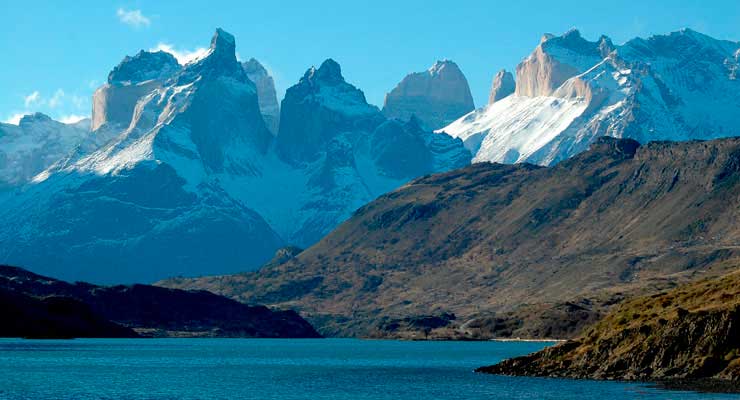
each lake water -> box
[0,338,737,399]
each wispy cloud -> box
[117,8,151,28]
[48,89,65,108]
[59,114,88,124]
[150,43,209,65]
[3,113,27,125]
[24,91,41,108]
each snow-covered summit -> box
[108,50,181,84]
[0,113,91,189]
[0,30,469,283]
[441,28,740,166]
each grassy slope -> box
[161,137,740,338]
[478,267,740,381]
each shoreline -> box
[489,338,566,343]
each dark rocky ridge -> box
[161,136,740,338]
[0,288,138,339]
[0,265,320,338]
[477,270,740,388]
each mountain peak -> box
[315,58,344,84]
[382,59,474,129]
[489,69,515,104]
[562,28,582,39]
[242,57,268,75]
[428,60,459,75]
[107,50,180,84]
[211,28,236,51]
[19,112,53,126]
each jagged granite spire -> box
[488,69,515,104]
[277,58,381,163]
[243,58,280,135]
[382,60,474,130]
[92,50,182,131]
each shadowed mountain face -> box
[0,30,469,284]
[0,265,320,338]
[161,137,740,338]
[0,288,139,339]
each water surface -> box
[0,338,736,399]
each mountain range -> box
[0,29,469,283]
[162,136,740,338]
[441,28,740,166]
[1,27,739,291]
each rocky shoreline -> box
[476,271,740,392]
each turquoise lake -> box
[0,338,737,399]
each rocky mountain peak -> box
[382,59,474,130]
[242,57,268,75]
[210,28,236,54]
[242,58,280,135]
[173,28,245,84]
[314,58,344,85]
[107,50,180,84]
[18,112,53,126]
[516,29,603,97]
[428,59,459,75]
[488,69,515,104]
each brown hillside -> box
[161,137,740,338]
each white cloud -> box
[24,91,41,108]
[71,94,86,109]
[116,8,151,28]
[48,89,65,108]
[151,43,209,65]
[59,114,88,124]
[3,113,27,125]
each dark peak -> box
[107,50,180,84]
[543,28,601,57]
[562,28,582,39]
[242,58,268,75]
[590,136,640,158]
[300,58,344,86]
[174,28,244,84]
[210,28,236,52]
[315,58,344,84]
[19,113,52,125]
[598,35,616,56]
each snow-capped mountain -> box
[383,60,475,130]
[0,29,469,283]
[0,113,90,191]
[442,29,740,165]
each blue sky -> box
[1,0,739,124]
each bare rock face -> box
[515,29,604,97]
[91,50,181,131]
[488,69,515,104]
[242,58,280,135]
[382,60,474,130]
